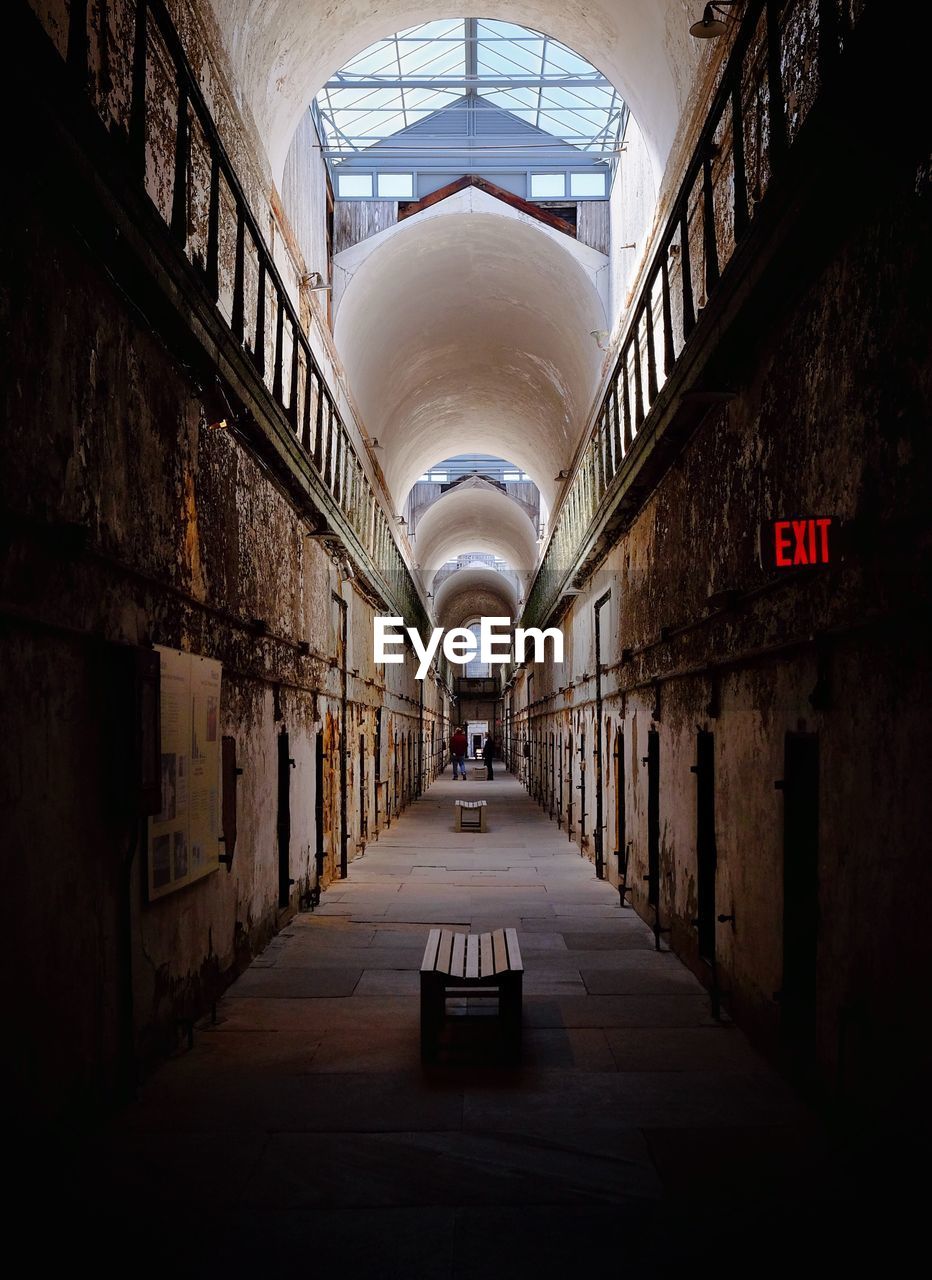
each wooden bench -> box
[420,927,523,1061]
[454,798,487,832]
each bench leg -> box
[420,975,444,1062]
[499,973,523,1061]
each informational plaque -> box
[147,646,222,901]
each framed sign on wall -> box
[147,646,222,901]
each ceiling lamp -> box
[689,2,738,38]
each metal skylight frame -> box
[313,18,628,184]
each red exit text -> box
[771,517,833,568]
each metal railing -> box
[523,0,864,629]
[59,0,425,628]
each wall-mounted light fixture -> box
[301,271,333,291]
[689,2,739,38]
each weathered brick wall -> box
[0,171,447,1117]
[509,144,932,1103]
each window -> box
[570,171,607,198]
[377,172,414,198]
[530,173,565,199]
[337,173,373,198]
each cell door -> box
[358,731,366,842]
[615,729,627,882]
[373,710,381,833]
[694,730,717,963]
[780,732,820,1078]
[566,733,575,837]
[314,729,325,880]
[277,729,292,908]
[579,732,587,842]
[646,730,660,907]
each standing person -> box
[450,725,468,780]
[482,734,495,781]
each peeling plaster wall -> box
[0,172,449,1116]
[507,164,932,1103]
[281,108,330,284]
[609,114,659,330]
[413,486,541,593]
[334,202,607,510]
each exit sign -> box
[761,517,834,570]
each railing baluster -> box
[702,147,720,294]
[170,79,189,246]
[621,354,632,453]
[818,0,839,84]
[645,292,658,402]
[323,401,334,489]
[633,318,645,428]
[313,385,324,469]
[342,439,351,510]
[661,255,675,377]
[253,257,266,376]
[302,360,313,451]
[231,206,245,341]
[679,206,696,339]
[333,430,343,502]
[611,383,622,469]
[604,405,614,483]
[288,318,300,428]
[205,149,220,300]
[272,289,284,401]
[766,0,788,170]
[731,80,750,240]
[129,0,148,181]
[67,0,89,85]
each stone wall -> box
[0,161,449,1119]
[507,151,932,1105]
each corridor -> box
[3,0,930,1270]
[57,769,861,1277]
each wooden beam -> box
[397,174,576,238]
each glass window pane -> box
[570,171,606,198]
[530,173,565,198]
[337,173,373,198]
[377,173,414,198]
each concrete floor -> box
[33,771,900,1275]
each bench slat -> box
[492,928,508,975]
[435,929,455,975]
[505,927,523,974]
[465,933,480,979]
[479,932,493,978]
[420,928,442,973]
[451,931,466,978]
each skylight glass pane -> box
[315,17,628,179]
[378,172,414,197]
[530,173,565,198]
[338,173,372,197]
[570,171,606,197]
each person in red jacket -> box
[450,726,468,780]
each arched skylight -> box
[313,19,628,199]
